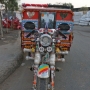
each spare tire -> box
[24,22,35,30]
[58,23,70,31]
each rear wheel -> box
[36,78,48,90]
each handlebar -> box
[23,48,31,52]
[25,30,38,38]
[57,30,67,39]
[25,29,67,40]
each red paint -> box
[56,12,73,21]
[22,3,48,7]
[2,17,21,29]
[39,68,48,74]
[22,11,39,19]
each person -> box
[41,19,45,28]
[9,16,13,20]
[41,12,54,29]
[45,13,50,28]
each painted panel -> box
[22,11,39,19]
[40,12,55,29]
[56,12,73,21]
[22,19,38,30]
[56,21,74,34]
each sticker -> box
[38,64,49,74]
[27,12,35,18]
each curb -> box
[0,50,23,84]
[0,30,23,84]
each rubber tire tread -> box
[36,78,48,90]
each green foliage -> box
[62,3,74,9]
[79,6,89,11]
[0,0,4,3]
[52,2,74,9]
[8,0,19,11]
[0,0,19,11]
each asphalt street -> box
[0,25,90,90]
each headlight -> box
[40,34,52,47]
[47,47,52,52]
[39,47,44,52]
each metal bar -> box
[22,3,71,9]
[48,4,71,9]
[22,3,48,7]
[0,9,4,38]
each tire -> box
[36,78,48,90]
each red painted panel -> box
[22,11,39,19]
[22,3,48,7]
[56,12,73,21]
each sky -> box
[20,0,90,8]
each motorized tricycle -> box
[21,3,74,90]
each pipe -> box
[56,51,68,55]
[23,48,31,53]
[26,56,34,60]
[56,58,65,62]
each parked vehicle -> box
[21,3,74,90]
[2,17,21,29]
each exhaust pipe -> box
[56,58,65,62]
[57,51,68,55]
[23,48,31,53]
[26,56,34,60]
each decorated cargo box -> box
[21,4,74,51]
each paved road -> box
[0,26,90,90]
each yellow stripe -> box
[39,66,49,72]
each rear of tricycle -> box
[20,4,74,90]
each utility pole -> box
[5,0,9,33]
[0,4,4,39]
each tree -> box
[62,3,74,9]
[79,6,89,11]
[0,0,19,11]
[0,0,20,30]
[7,0,19,11]
[0,0,4,3]
[53,2,74,9]
[79,6,89,14]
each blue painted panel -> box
[56,21,74,30]
[21,19,38,30]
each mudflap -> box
[37,64,50,78]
